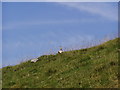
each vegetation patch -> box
[2,38,119,88]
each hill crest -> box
[2,38,119,88]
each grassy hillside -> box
[2,38,119,88]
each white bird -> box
[31,58,38,63]
[58,48,63,54]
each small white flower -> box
[60,77,62,80]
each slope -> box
[2,38,119,88]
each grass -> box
[2,38,119,88]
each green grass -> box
[2,38,119,88]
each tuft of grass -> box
[2,38,119,88]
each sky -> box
[2,2,118,67]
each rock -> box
[31,58,38,63]
[58,50,63,54]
